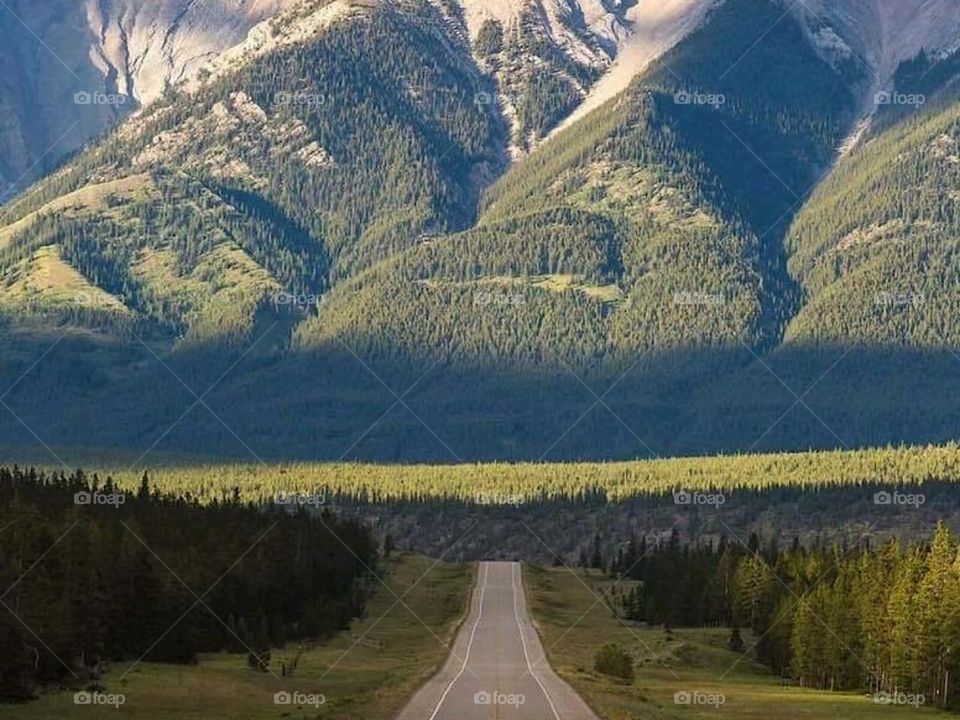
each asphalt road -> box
[396,561,598,720]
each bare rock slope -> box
[4,0,960,196]
[792,0,960,102]
[0,0,299,196]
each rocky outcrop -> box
[3,0,960,197]
[0,0,300,198]
[793,0,960,92]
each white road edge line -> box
[428,562,489,720]
[512,563,561,720]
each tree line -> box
[0,466,377,702]
[605,523,960,707]
[99,442,960,503]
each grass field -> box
[0,553,473,720]
[523,564,939,719]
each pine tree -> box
[888,548,924,693]
[915,523,960,706]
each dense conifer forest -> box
[0,467,376,703]
[606,524,960,708]
[98,443,960,503]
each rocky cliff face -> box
[1,0,653,191]
[2,0,960,460]
[793,0,960,89]
[85,0,297,102]
[3,0,960,198]
[0,0,298,197]
[447,0,719,153]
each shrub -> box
[594,642,634,680]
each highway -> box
[396,561,598,720]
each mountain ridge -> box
[0,0,959,462]
[0,0,313,196]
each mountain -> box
[785,51,960,347]
[0,0,299,198]
[0,0,692,197]
[313,0,860,361]
[1,0,960,463]
[450,0,720,153]
[793,0,960,90]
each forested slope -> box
[785,56,960,346]
[303,0,861,367]
[0,0,959,460]
[0,0,502,346]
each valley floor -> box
[1,554,947,719]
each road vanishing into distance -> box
[397,561,598,720]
